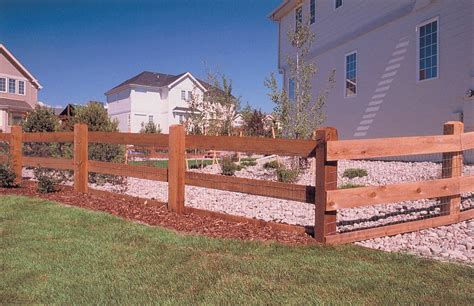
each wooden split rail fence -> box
[0,122,473,244]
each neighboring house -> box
[0,44,42,132]
[269,0,474,140]
[105,71,214,133]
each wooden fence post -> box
[74,123,89,193]
[315,127,338,243]
[168,125,185,214]
[441,121,463,218]
[10,126,23,184]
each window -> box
[0,77,5,92]
[188,91,192,101]
[345,52,357,97]
[8,79,16,94]
[18,81,25,95]
[289,78,295,100]
[335,0,343,9]
[418,18,438,81]
[295,6,302,30]
[181,90,186,100]
[8,112,23,126]
[310,0,316,24]
[148,115,153,123]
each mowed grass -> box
[130,159,213,168]
[1,196,473,304]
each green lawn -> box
[1,196,473,304]
[130,159,213,168]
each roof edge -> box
[0,44,42,89]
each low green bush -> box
[343,168,368,179]
[263,160,281,170]
[240,160,257,167]
[0,163,17,188]
[221,157,240,176]
[339,183,365,189]
[276,166,299,183]
[34,167,58,193]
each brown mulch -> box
[0,181,315,245]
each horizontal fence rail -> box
[0,121,472,245]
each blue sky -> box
[0,0,281,111]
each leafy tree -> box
[22,106,60,133]
[73,102,125,184]
[204,71,240,136]
[243,109,267,137]
[265,19,335,139]
[140,121,161,134]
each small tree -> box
[73,102,125,185]
[265,19,335,139]
[140,121,161,134]
[244,109,267,137]
[22,106,60,133]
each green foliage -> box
[22,106,60,133]
[220,157,240,176]
[140,121,161,134]
[0,162,17,188]
[34,167,59,193]
[276,166,299,183]
[343,168,368,179]
[73,102,125,184]
[243,109,267,137]
[263,160,281,170]
[265,20,335,139]
[240,160,257,167]
[339,183,366,189]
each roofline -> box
[0,44,42,89]
[268,0,299,21]
[167,72,207,92]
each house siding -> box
[277,0,474,140]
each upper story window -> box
[0,77,5,92]
[289,78,295,100]
[181,90,186,100]
[345,52,357,97]
[335,0,343,9]
[310,0,316,24]
[148,115,153,123]
[295,6,302,30]
[8,79,16,94]
[18,80,25,95]
[418,18,438,81]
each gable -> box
[0,44,42,89]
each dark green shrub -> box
[221,157,240,176]
[263,160,281,169]
[0,163,17,188]
[34,167,58,193]
[276,166,299,183]
[339,183,365,189]
[343,168,368,179]
[140,121,161,134]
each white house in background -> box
[105,71,212,133]
[270,0,474,139]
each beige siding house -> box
[0,44,42,132]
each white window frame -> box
[416,16,439,83]
[148,115,153,123]
[187,91,193,101]
[8,78,16,94]
[18,80,26,95]
[181,90,186,100]
[0,77,6,93]
[335,0,343,9]
[344,50,358,98]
